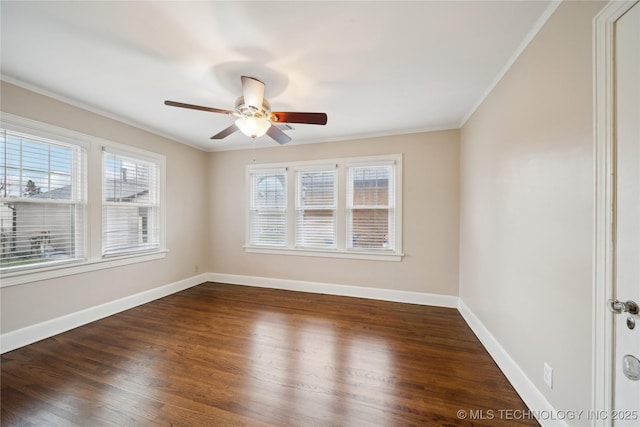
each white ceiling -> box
[1,1,554,152]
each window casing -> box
[0,113,166,287]
[347,163,395,251]
[1,129,86,271]
[246,155,402,261]
[295,166,337,249]
[102,149,160,256]
[248,168,287,247]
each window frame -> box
[294,164,338,250]
[0,128,87,272]
[346,161,397,253]
[0,113,167,288]
[245,154,403,261]
[101,147,162,257]
[247,167,288,248]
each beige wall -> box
[0,1,609,416]
[0,82,211,333]
[459,1,604,419]
[208,130,460,295]
[0,81,460,333]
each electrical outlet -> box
[195,264,199,273]
[543,362,553,388]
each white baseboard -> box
[1,271,562,427]
[457,300,566,427]
[0,273,208,354]
[211,272,561,427]
[206,272,459,308]
[1,273,457,354]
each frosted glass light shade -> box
[235,116,271,138]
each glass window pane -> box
[351,165,392,207]
[21,140,49,172]
[299,171,335,208]
[0,202,84,269]
[0,133,77,201]
[102,150,161,256]
[249,170,287,247]
[296,169,336,249]
[250,212,286,246]
[254,174,286,210]
[348,163,395,251]
[350,209,390,249]
[296,210,335,248]
[1,128,85,272]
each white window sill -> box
[244,246,403,262]
[0,250,169,288]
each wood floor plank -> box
[1,283,539,426]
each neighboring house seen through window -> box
[0,115,166,286]
[102,149,160,256]
[347,163,395,251]
[0,129,86,270]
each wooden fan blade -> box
[241,76,265,112]
[266,124,292,145]
[210,124,239,139]
[270,112,328,125]
[165,100,233,115]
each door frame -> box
[593,1,639,426]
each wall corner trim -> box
[0,273,208,354]
[457,299,567,427]
[207,272,459,308]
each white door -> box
[612,2,640,424]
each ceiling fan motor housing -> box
[235,96,271,119]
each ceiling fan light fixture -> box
[235,116,271,138]
[165,76,327,144]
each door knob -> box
[608,299,639,315]
[623,355,640,381]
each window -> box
[246,155,402,261]
[347,163,395,251]
[248,168,287,247]
[295,167,336,249]
[0,113,166,287]
[102,149,160,256]
[0,129,86,270]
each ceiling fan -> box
[164,76,327,145]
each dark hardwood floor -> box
[1,283,538,426]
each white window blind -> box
[102,149,160,256]
[295,167,336,249]
[347,163,395,251]
[246,155,401,260]
[0,129,86,270]
[249,169,287,247]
